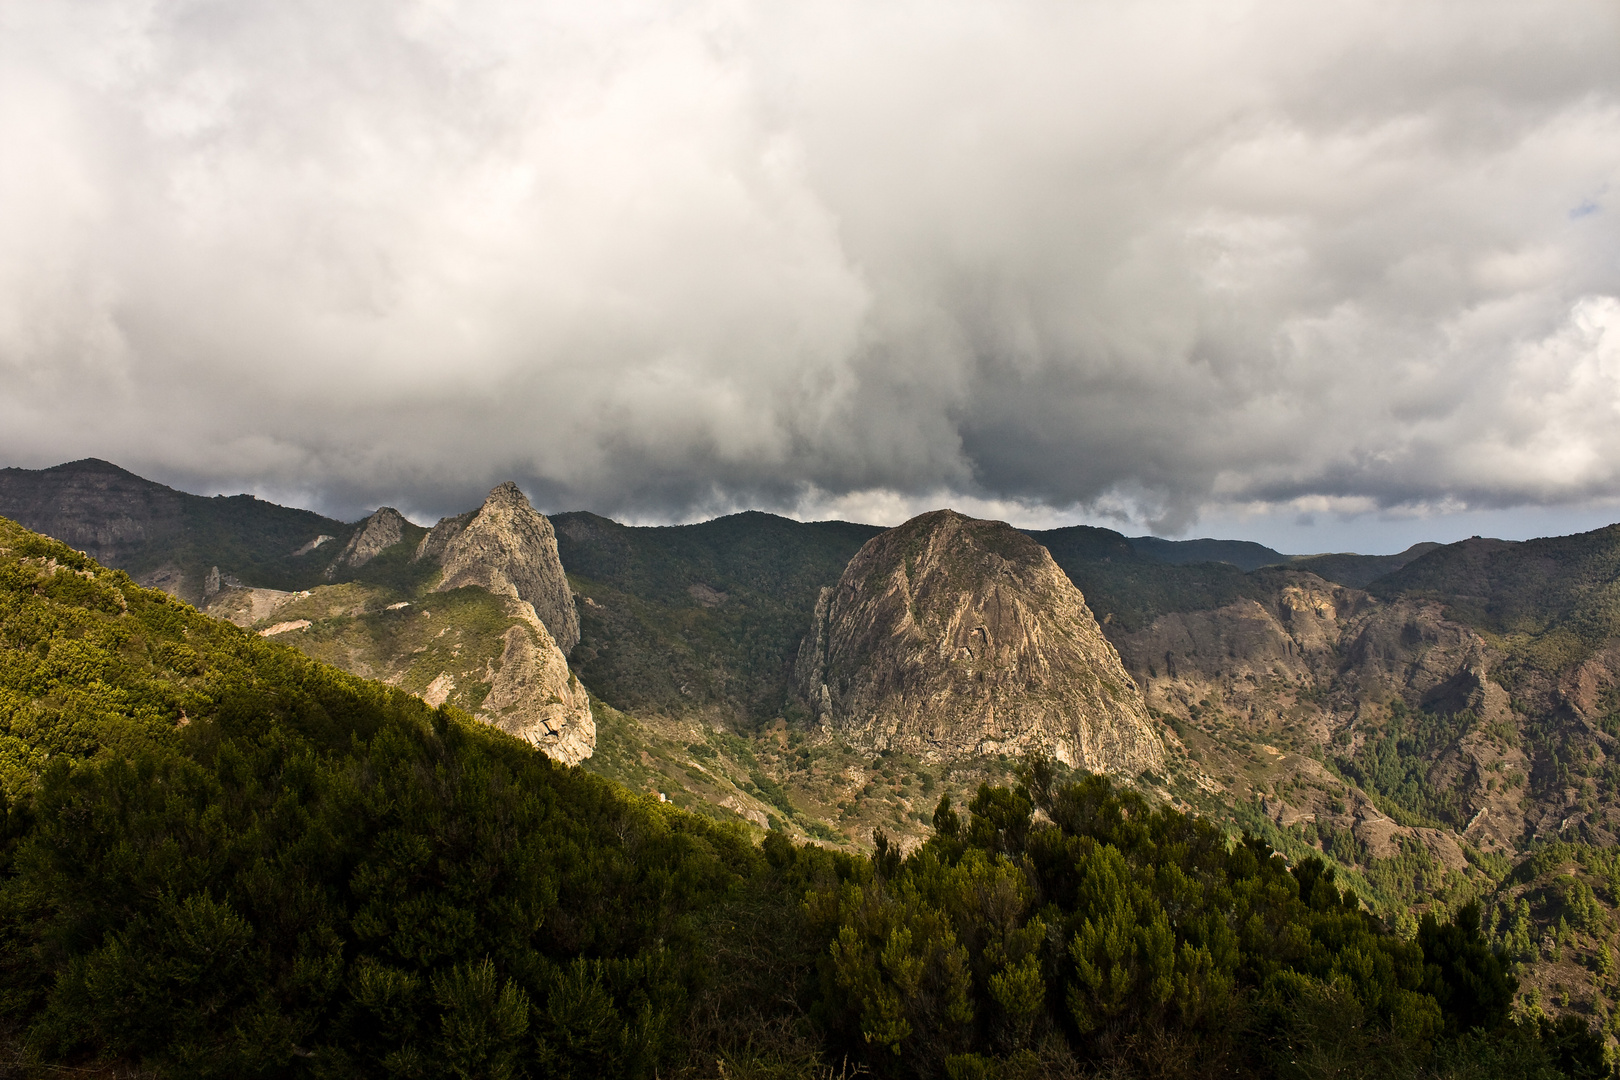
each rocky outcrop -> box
[416,483,579,654]
[293,534,337,556]
[476,600,594,765]
[797,510,1164,775]
[415,510,476,564]
[326,507,407,577]
[1103,578,1534,852]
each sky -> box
[1,0,1618,554]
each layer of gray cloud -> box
[1,0,1617,535]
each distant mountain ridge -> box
[0,458,353,602]
[1128,533,1287,570]
[0,459,1435,600]
[1290,542,1443,588]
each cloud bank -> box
[1,0,1617,539]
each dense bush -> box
[788,760,1610,1078]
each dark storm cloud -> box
[1,0,1617,534]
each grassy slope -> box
[267,585,521,717]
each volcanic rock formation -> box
[416,482,580,654]
[796,510,1164,775]
[326,507,407,576]
[476,601,595,766]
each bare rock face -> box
[476,600,595,766]
[415,509,476,564]
[326,507,406,577]
[1103,580,1532,852]
[797,510,1164,775]
[415,483,580,654]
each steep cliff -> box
[326,506,407,576]
[416,483,580,654]
[476,602,595,766]
[797,510,1163,775]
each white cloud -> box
[0,0,1617,541]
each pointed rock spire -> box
[416,482,579,654]
[326,507,407,578]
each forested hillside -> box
[0,515,1609,1077]
[0,516,772,1076]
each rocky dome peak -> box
[415,483,579,654]
[796,510,1163,775]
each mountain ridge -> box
[0,458,354,601]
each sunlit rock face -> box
[476,599,595,767]
[417,482,580,655]
[408,482,590,763]
[797,509,1164,775]
[326,507,406,577]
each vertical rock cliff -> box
[476,600,596,766]
[416,482,580,655]
[797,510,1164,775]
